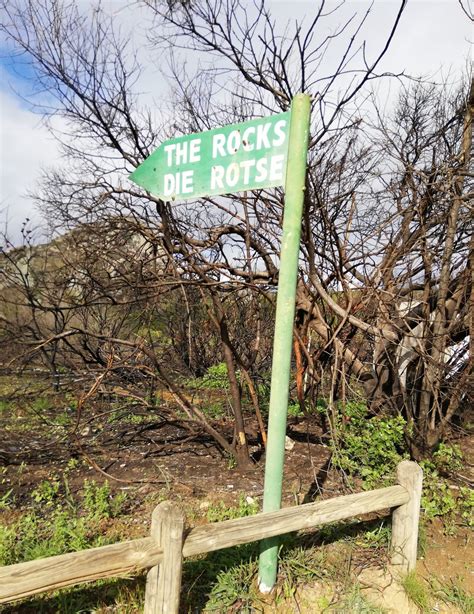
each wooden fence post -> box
[390,460,423,572]
[144,502,185,614]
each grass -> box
[336,583,388,613]
[401,572,474,614]
[430,576,474,614]
[1,480,472,613]
[182,513,394,613]
[181,536,260,611]
[317,518,392,552]
[181,496,261,611]
[0,578,146,614]
[30,397,51,413]
[0,467,13,511]
[401,571,430,612]
[183,536,326,612]
[0,475,138,613]
[206,494,259,522]
[0,489,13,511]
[0,477,128,567]
[0,378,472,612]
[204,557,259,612]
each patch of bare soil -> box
[419,519,473,593]
[1,385,473,613]
[358,568,420,614]
[1,412,337,510]
[261,569,421,614]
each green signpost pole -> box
[130,93,310,593]
[258,93,311,593]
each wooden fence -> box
[0,461,422,613]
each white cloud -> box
[0,0,471,245]
[0,88,61,243]
[375,1,472,78]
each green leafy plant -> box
[0,523,18,565]
[0,510,90,565]
[54,410,72,426]
[328,401,408,488]
[66,457,80,471]
[31,396,51,412]
[356,524,391,549]
[202,401,227,420]
[65,392,78,410]
[0,488,13,511]
[206,494,259,523]
[287,401,303,417]
[82,480,127,521]
[420,444,472,525]
[0,478,127,567]
[226,454,237,469]
[458,487,474,527]
[420,458,456,519]
[432,442,463,471]
[190,363,234,390]
[31,478,61,506]
[205,559,258,612]
[287,398,326,418]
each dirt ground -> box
[0,376,472,612]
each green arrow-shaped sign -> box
[130,95,312,594]
[129,111,290,200]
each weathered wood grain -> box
[182,485,409,557]
[0,538,163,603]
[144,502,185,614]
[0,483,409,603]
[391,461,423,571]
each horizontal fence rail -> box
[183,485,409,557]
[0,483,411,603]
[0,538,164,603]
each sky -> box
[0,0,472,244]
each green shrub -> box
[0,478,127,566]
[31,397,51,412]
[329,401,408,488]
[0,523,16,564]
[31,478,61,506]
[420,446,473,523]
[198,362,229,390]
[205,559,258,612]
[0,510,91,565]
[420,461,457,519]
[458,487,474,527]
[287,401,303,417]
[82,479,127,521]
[0,467,13,510]
[285,397,328,419]
[206,494,259,523]
[0,488,13,511]
[432,442,463,472]
[202,401,227,419]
